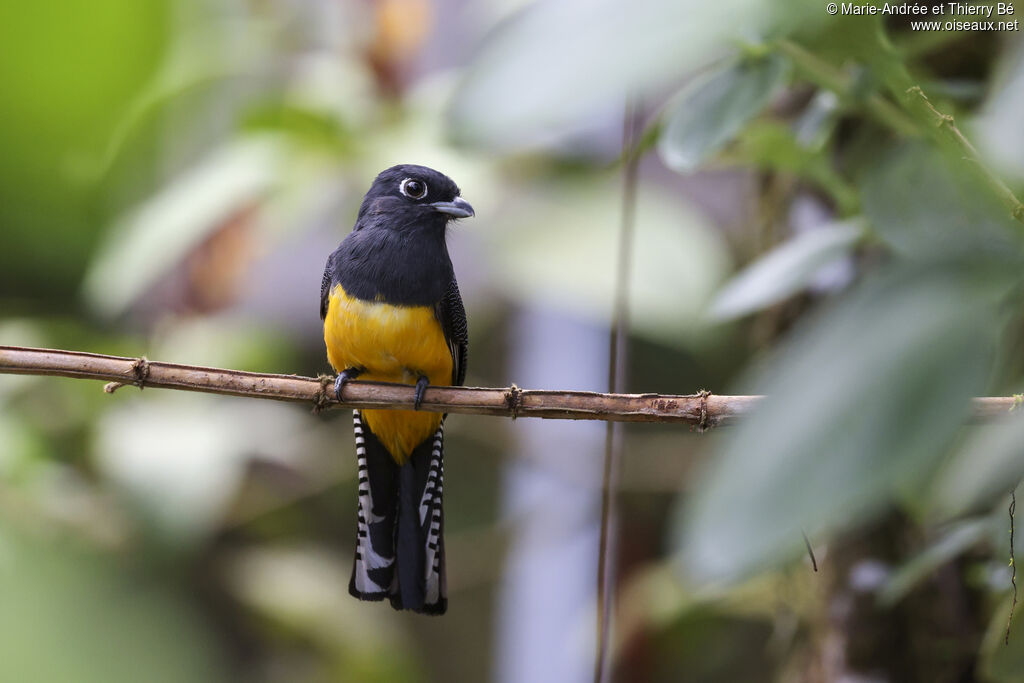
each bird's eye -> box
[399,178,427,199]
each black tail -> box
[349,410,447,615]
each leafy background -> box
[2,0,1024,681]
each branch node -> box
[697,389,712,433]
[106,358,150,394]
[312,374,334,415]
[127,357,150,390]
[505,384,523,420]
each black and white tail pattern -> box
[348,410,447,615]
[350,411,397,600]
[419,423,446,610]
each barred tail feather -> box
[349,412,447,615]
[420,425,446,609]
[349,411,397,600]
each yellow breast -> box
[324,284,452,463]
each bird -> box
[320,164,472,615]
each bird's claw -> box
[334,368,362,402]
[414,375,430,410]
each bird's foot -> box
[414,375,430,410]
[334,368,363,402]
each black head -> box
[356,164,474,228]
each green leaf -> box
[676,270,995,584]
[879,517,994,606]
[793,89,841,152]
[930,415,1024,519]
[793,13,911,94]
[447,0,824,149]
[861,143,1022,261]
[708,220,864,320]
[658,55,789,173]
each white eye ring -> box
[399,178,428,199]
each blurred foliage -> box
[0,521,228,683]
[681,268,998,580]
[708,219,864,320]
[658,54,791,174]
[3,0,1024,681]
[0,0,168,304]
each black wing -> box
[320,250,337,321]
[434,279,468,386]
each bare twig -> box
[595,97,643,683]
[0,345,755,424]
[1008,488,1018,646]
[802,530,819,573]
[0,345,1019,423]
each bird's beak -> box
[431,197,474,219]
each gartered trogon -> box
[320,165,472,615]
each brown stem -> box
[0,345,1018,424]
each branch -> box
[904,85,1024,227]
[0,345,1018,426]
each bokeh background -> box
[3,0,1024,681]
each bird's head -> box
[357,164,474,230]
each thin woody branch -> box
[905,85,1024,227]
[0,345,1018,426]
